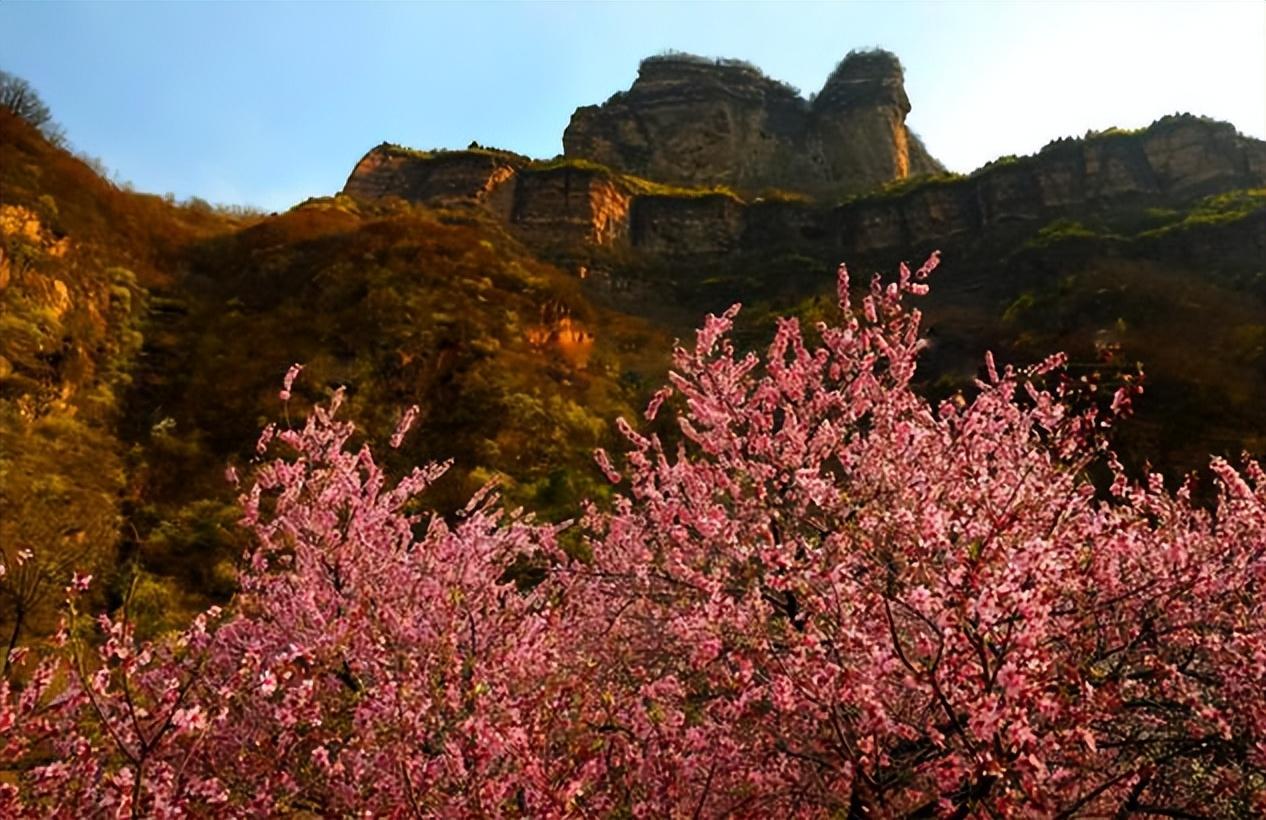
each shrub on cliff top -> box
[2,255,1263,816]
[825,47,906,85]
[640,51,802,97]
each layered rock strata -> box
[510,167,632,246]
[630,194,745,256]
[343,116,1266,261]
[833,116,1266,255]
[342,145,521,220]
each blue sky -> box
[4,1,1263,211]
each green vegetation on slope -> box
[651,174,1266,484]
[2,112,666,639]
[5,93,1266,648]
[1138,188,1266,237]
[0,109,246,646]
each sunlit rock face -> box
[344,100,1264,265]
[829,116,1266,257]
[809,49,941,190]
[563,50,943,201]
[343,144,520,216]
[1140,118,1264,198]
[511,167,633,247]
[344,147,635,248]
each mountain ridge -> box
[4,51,1266,639]
[342,111,1266,268]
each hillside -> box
[705,118,1266,477]
[4,50,1265,644]
[1,108,245,639]
[0,110,664,640]
[342,104,1266,478]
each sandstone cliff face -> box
[343,148,633,248]
[563,51,942,201]
[511,167,633,247]
[1140,120,1262,198]
[564,57,813,194]
[810,50,917,186]
[832,116,1266,257]
[343,115,1263,265]
[630,194,745,256]
[739,200,826,249]
[343,145,521,219]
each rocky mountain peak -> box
[814,49,910,113]
[563,50,941,200]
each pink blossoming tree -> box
[1,254,1263,817]
[568,253,1266,815]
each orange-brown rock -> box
[810,49,941,187]
[343,144,522,219]
[342,114,1263,265]
[510,167,632,247]
[342,149,635,249]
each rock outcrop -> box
[345,104,1264,265]
[810,49,941,186]
[831,115,1266,256]
[343,147,636,247]
[562,50,943,201]
[510,166,633,247]
[343,144,522,220]
[630,194,745,256]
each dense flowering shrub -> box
[1,254,1263,817]
[1,384,603,816]
[570,254,1266,815]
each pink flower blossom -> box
[3,253,1262,817]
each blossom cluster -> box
[2,254,1263,817]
